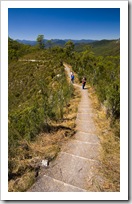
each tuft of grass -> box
[8,171,35,192]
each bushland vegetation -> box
[8,37,79,191]
[67,43,120,134]
[8,36,120,191]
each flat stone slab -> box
[28,174,86,192]
[61,139,100,160]
[78,108,93,114]
[79,101,91,105]
[76,121,96,133]
[78,106,92,110]
[76,114,95,122]
[41,152,100,191]
[77,113,94,120]
[74,131,100,143]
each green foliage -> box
[69,49,120,121]
[8,35,120,159]
[36,34,45,49]
[64,41,75,57]
[44,39,120,122]
[8,37,32,62]
[91,39,120,56]
[8,44,73,158]
[74,39,120,57]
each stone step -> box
[79,105,91,107]
[74,131,100,143]
[77,113,94,120]
[76,119,95,126]
[79,99,90,102]
[28,174,86,192]
[61,139,100,160]
[40,152,100,191]
[75,121,96,133]
[79,102,91,105]
[78,108,93,113]
[78,106,92,109]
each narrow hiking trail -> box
[28,65,103,192]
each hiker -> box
[70,72,75,83]
[82,77,86,89]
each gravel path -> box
[28,65,102,192]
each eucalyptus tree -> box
[36,34,45,49]
[47,40,52,49]
[64,40,74,57]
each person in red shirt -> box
[82,77,86,89]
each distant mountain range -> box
[15,38,120,56]
[16,39,37,46]
[16,39,98,47]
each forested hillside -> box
[16,38,120,57]
[16,38,97,48]
[8,37,120,191]
[74,39,120,56]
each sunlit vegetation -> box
[87,85,120,191]
[8,36,120,191]
[8,37,77,190]
[68,44,120,127]
[74,39,120,56]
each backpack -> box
[71,75,74,80]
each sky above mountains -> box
[8,8,120,41]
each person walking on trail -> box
[82,77,86,89]
[70,72,75,83]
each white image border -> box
[1,0,128,201]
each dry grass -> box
[8,78,81,192]
[88,85,120,192]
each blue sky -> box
[8,8,120,41]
